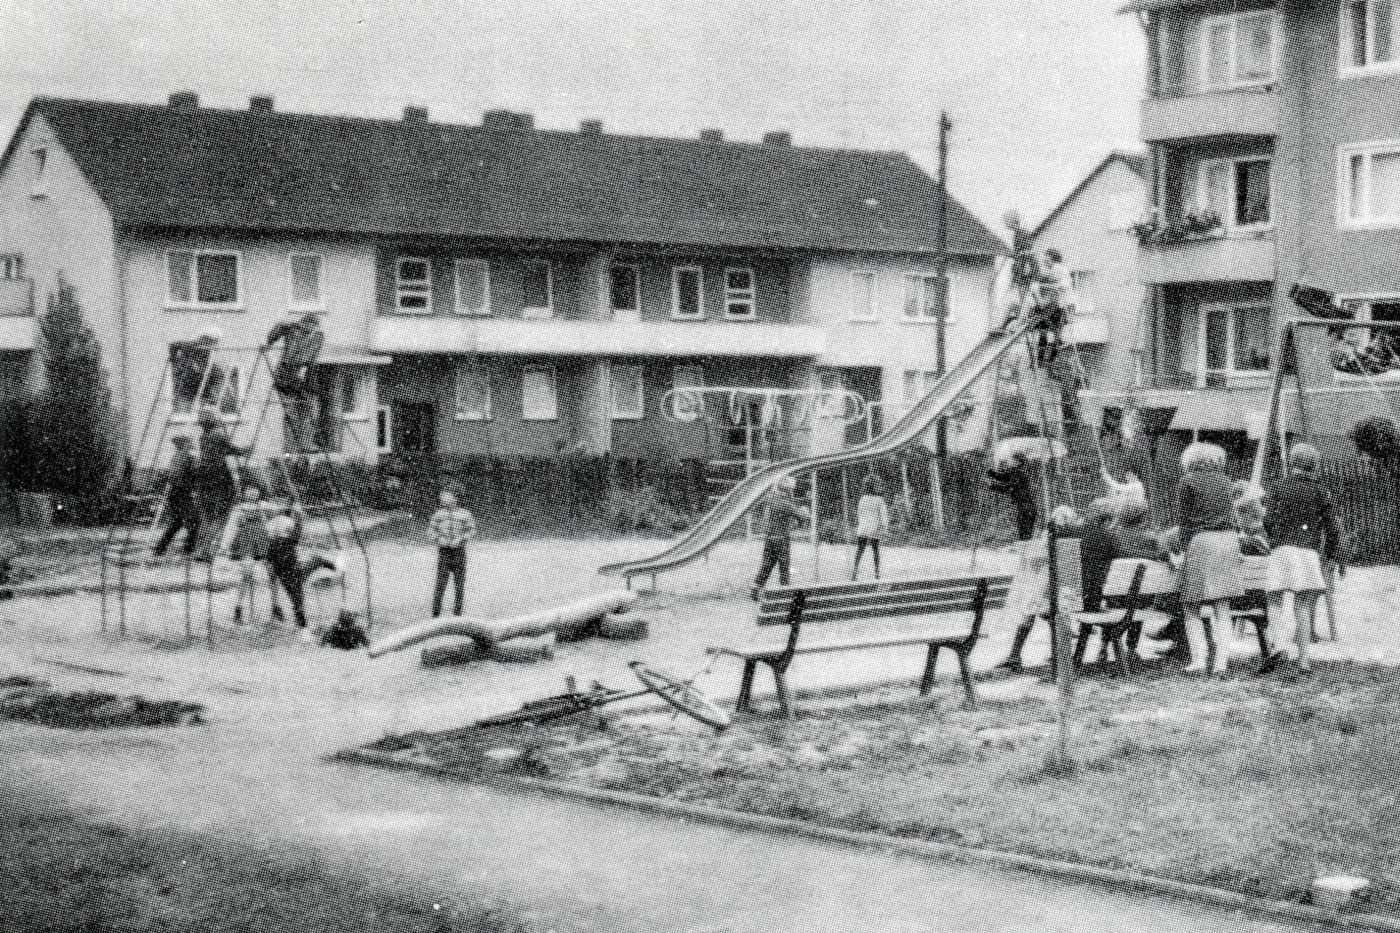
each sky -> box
[0,0,1143,234]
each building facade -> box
[1107,0,1400,461]
[0,95,1003,472]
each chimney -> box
[579,119,603,136]
[249,95,275,114]
[762,131,792,148]
[168,91,199,111]
[699,129,724,143]
[482,109,535,131]
[402,105,429,125]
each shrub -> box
[1351,417,1400,462]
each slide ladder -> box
[599,317,1038,586]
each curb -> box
[338,745,1400,933]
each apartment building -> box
[1110,0,1400,460]
[0,94,1003,469]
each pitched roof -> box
[1032,150,1148,239]
[6,97,1004,257]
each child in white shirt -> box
[852,475,891,581]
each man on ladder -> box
[266,312,326,453]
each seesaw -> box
[367,590,639,659]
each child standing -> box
[751,477,811,600]
[1264,443,1339,674]
[218,484,272,626]
[428,489,478,618]
[995,505,1083,673]
[852,475,890,581]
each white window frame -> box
[521,364,558,421]
[1339,141,1400,229]
[453,360,493,421]
[849,270,878,322]
[288,252,325,311]
[1196,157,1274,232]
[671,265,706,320]
[454,258,492,316]
[375,405,392,454]
[521,260,554,319]
[723,267,757,320]
[609,263,642,314]
[166,249,244,310]
[395,257,433,314]
[1197,302,1272,386]
[1200,10,1278,90]
[341,370,370,421]
[0,255,21,280]
[610,363,645,420]
[30,148,48,199]
[170,362,246,422]
[901,273,954,324]
[1341,0,1400,76]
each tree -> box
[34,278,114,505]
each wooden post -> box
[811,471,822,582]
[1051,533,1081,770]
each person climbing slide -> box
[266,312,326,453]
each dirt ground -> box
[2,532,1395,931]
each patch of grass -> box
[0,798,524,933]
[381,659,1400,917]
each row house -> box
[1110,0,1400,460]
[0,93,1004,469]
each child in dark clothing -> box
[152,435,201,557]
[265,498,338,642]
[988,452,1038,541]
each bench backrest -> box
[757,574,1012,627]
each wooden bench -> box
[708,574,1012,717]
[1072,556,1274,674]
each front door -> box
[394,402,436,455]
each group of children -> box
[993,440,1339,677]
[999,211,1075,367]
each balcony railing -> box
[1138,232,1275,284]
[1141,86,1279,143]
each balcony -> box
[1138,232,1275,284]
[1078,383,1276,435]
[373,317,827,359]
[0,278,36,351]
[1141,87,1279,144]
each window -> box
[521,365,557,421]
[610,265,640,314]
[0,255,21,280]
[1341,143,1400,227]
[1339,295,1400,352]
[289,253,323,309]
[1344,0,1399,72]
[672,266,704,319]
[30,148,47,198]
[902,274,950,322]
[455,259,491,315]
[1197,158,1272,229]
[1200,304,1271,384]
[454,361,492,420]
[167,250,241,308]
[610,364,644,420]
[396,258,432,313]
[849,271,877,321]
[218,364,246,416]
[1070,270,1097,316]
[341,370,369,420]
[724,267,756,319]
[672,364,705,421]
[1203,11,1276,89]
[522,261,553,318]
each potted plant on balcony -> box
[1132,209,1224,246]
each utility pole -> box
[934,111,951,457]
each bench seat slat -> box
[712,629,976,660]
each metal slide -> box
[598,317,1036,584]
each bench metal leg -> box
[1111,627,1132,677]
[771,664,794,719]
[956,650,977,709]
[920,645,941,696]
[1073,626,1092,669]
[737,660,758,714]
